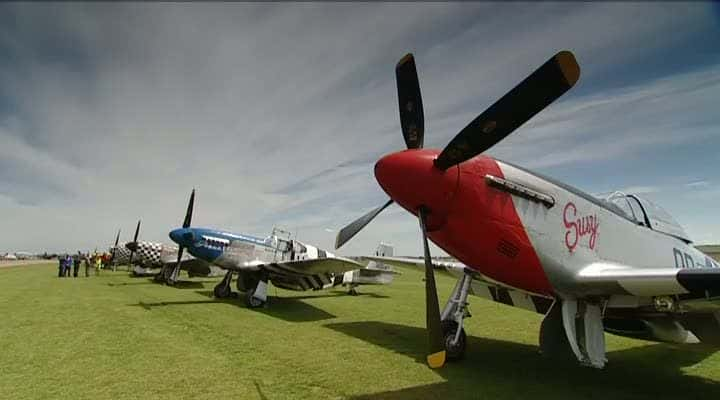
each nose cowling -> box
[169,228,194,246]
[374,149,459,231]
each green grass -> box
[1,263,720,399]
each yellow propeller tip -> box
[427,351,446,369]
[556,50,580,87]
[397,53,414,68]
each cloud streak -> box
[0,3,717,254]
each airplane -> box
[108,227,133,270]
[123,218,223,283]
[167,189,397,308]
[334,50,720,370]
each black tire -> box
[441,320,467,361]
[245,290,265,308]
[214,283,231,298]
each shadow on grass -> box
[258,296,336,322]
[107,280,156,287]
[166,281,205,289]
[131,296,336,322]
[284,291,390,301]
[327,321,720,400]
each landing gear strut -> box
[245,276,268,308]
[440,271,472,361]
[347,284,359,296]
[213,271,234,298]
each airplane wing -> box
[576,262,720,297]
[259,256,364,276]
[359,255,466,273]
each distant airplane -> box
[108,227,132,269]
[122,219,223,282]
[168,189,396,308]
[336,50,720,369]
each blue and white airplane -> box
[167,190,396,308]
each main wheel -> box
[245,290,265,308]
[441,320,467,361]
[214,283,232,298]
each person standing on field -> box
[95,253,102,275]
[73,253,81,277]
[84,255,91,277]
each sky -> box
[0,2,719,255]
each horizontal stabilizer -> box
[360,255,466,273]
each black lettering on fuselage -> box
[674,248,685,268]
[685,253,695,269]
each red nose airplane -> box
[335,51,720,369]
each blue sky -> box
[0,3,718,255]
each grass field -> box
[2,263,720,399]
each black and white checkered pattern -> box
[110,245,132,264]
[134,241,164,267]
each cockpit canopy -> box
[603,192,691,242]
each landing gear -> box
[162,266,176,285]
[347,284,359,296]
[440,270,473,362]
[166,265,181,286]
[245,290,265,308]
[244,278,268,308]
[213,271,234,298]
[441,320,467,361]
[153,268,166,283]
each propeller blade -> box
[128,220,141,265]
[396,53,424,149]
[434,50,580,170]
[111,229,120,260]
[183,189,195,228]
[133,220,141,242]
[419,207,446,368]
[335,199,393,249]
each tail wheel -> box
[441,320,466,361]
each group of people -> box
[57,252,112,278]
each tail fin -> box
[369,242,394,271]
[375,242,394,257]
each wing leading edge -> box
[577,262,720,297]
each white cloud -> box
[0,3,717,255]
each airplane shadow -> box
[327,321,720,400]
[131,295,336,323]
[107,281,156,287]
[167,281,205,289]
[193,289,389,301]
[284,291,390,301]
[257,296,336,322]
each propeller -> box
[127,220,141,266]
[335,51,580,367]
[419,207,445,368]
[168,189,195,285]
[110,229,120,262]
